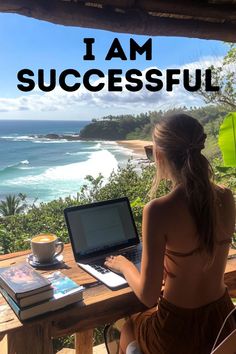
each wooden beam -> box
[78,0,236,21]
[0,0,236,42]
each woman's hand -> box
[104,255,132,273]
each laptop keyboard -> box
[121,248,142,262]
[90,264,110,274]
[90,248,142,274]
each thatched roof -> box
[1,0,236,42]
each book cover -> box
[0,271,84,321]
[0,263,51,300]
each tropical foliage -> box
[0,193,27,216]
[197,43,236,110]
[80,105,228,144]
[218,112,236,167]
[0,158,235,256]
[79,113,150,140]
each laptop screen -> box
[64,197,139,260]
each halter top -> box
[165,238,232,258]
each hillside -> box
[79,105,228,158]
[79,113,150,140]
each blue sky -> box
[0,13,228,120]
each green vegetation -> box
[0,110,235,352]
[0,193,27,217]
[218,112,236,167]
[0,104,235,255]
[0,158,235,257]
[80,106,228,150]
[0,163,162,254]
[80,113,150,140]
[197,43,236,110]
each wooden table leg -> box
[0,335,7,354]
[75,330,93,354]
[7,324,53,354]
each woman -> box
[105,114,236,354]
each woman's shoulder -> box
[145,186,184,215]
[143,197,174,237]
[215,183,232,193]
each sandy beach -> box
[117,140,152,157]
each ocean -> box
[0,120,134,203]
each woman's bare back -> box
[161,185,235,308]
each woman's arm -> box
[104,200,167,307]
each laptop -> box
[64,197,142,290]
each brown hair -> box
[152,113,217,256]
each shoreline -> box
[116,140,152,157]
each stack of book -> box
[0,263,84,320]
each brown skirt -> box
[134,289,236,354]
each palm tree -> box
[0,194,27,216]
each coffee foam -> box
[32,234,57,243]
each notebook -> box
[64,197,142,290]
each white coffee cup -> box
[31,233,64,263]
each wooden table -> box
[0,245,235,354]
[0,244,146,354]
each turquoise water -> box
[0,120,133,203]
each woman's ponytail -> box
[181,150,216,255]
[152,113,218,257]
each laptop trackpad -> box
[79,262,128,290]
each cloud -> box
[0,56,225,115]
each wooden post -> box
[75,330,93,354]
[0,335,7,354]
[7,324,53,354]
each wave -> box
[85,142,118,150]
[33,139,70,144]
[0,135,81,144]
[0,160,33,175]
[103,143,135,157]
[86,142,102,150]
[20,160,30,165]
[6,160,30,169]
[0,135,35,141]
[65,151,89,156]
[100,141,118,145]
[6,149,118,186]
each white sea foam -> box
[1,135,81,144]
[4,160,30,170]
[33,139,70,144]
[104,144,135,157]
[65,151,89,156]
[20,160,30,165]
[86,141,118,151]
[6,149,118,186]
[101,141,118,145]
[1,135,35,141]
[86,142,102,150]
[14,136,36,141]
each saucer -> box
[27,254,64,268]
